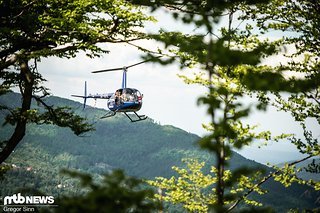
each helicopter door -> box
[107,89,122,109]
[136,90,142,103]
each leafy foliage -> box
[130,0,320,211]
[0,0,153,163]
[148,159,217,213]
[0,0,153,59]
[243,0,320,181]
[149,158,270,212]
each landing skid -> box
[124,112,147,122]
[100,111,147,122]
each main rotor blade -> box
[126,59,150,69]
[126,56,162,69]
[92,56,162,73]
[92,67,123,73]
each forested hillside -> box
[0,92,318,211]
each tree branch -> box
[227,155,314,212]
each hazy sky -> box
[36,8,318,165]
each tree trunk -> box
[0,59,33,164]
[216,137,225,209]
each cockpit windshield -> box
[111,88,141,103]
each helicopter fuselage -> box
[107,88,143,112]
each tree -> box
[134,0,279,211]
[131,0,319,211]
[149,158,217,213]
[240,0,320,190]
[148,158,268,212]
[0,0,153,163]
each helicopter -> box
[71,59,152,122]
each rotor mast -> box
[122,67,127,89]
